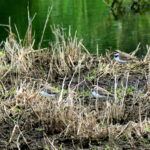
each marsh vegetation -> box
[0,13,150,149]
[1,0,150,54]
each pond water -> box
[0,0,150,55]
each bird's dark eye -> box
[114,53,119,57]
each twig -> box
[121,72,129,105]
[43,133,57,150]
[0,24,10,28]
[0,80,7,95]
[115,122,131,139]
[14,24,21,45]
[9,124,18,143]
[114,75,118,103]
[58,75,66,103]
[68,71,76,88]
[131,43,140,56]
[1,65,13,80]
[81,43,90,55]
[18,126,30,149]
[96,44,99,56]
[38,7,52,49]
[147,46,150,93]
[16,133,21,150]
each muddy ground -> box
[0,55,150,150]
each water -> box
[0,0,150,55]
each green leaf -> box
[35,127,45,132]
[145,125,150,132]
[15,106,21,113]
[11,88,16,94]
[0,51,5,57]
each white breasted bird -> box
[114,50,136,63]
[91,85,113,99]
[39,84,59,98]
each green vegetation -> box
[145,125,150,132]
[103,0,150,19]
[126,86,136,93]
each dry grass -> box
[0,20,150,149]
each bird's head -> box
[114,50,120,58]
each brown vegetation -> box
[0,21,150,149]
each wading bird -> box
[114,50,136,63]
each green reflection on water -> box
[0,0,150,55]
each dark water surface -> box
[0,0,150,55]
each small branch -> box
[114,75,118,103]
[131,43,140,56]
[9,124,18,143]
[58,75,66,103]
[115,122,131,139]
[38,7,52,50]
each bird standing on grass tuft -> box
[91,85,113,99]
[39,84,59,98]
[114,50,137,63]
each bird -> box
[114,50,136,63]
[91,85,113,99]
[39,84,60,98]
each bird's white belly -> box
[114,57,127,63]
[92,91,106,98]
[39,91,56,97]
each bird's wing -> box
[94,86,113,96]
[43,85,59,94]
[119,52,136,60]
